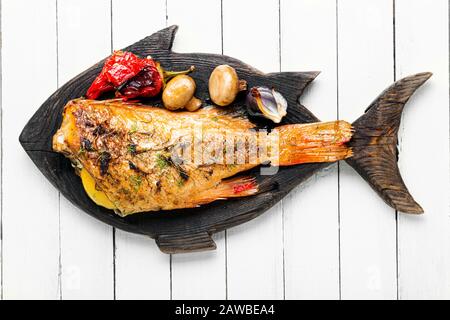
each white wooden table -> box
[1,0,449,300]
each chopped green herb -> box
[129,175,142,191]
[77,146,85,156]
[156,153,169,169]
[211,116,218,122]
[129,123,138,134]
[118,187,131,195]
[127,144,137,155]
[177,178,185,187]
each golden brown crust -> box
[53,99,257,215]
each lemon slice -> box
[80,168,116,210]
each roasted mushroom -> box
[208,65,247,106]
[162,75,197,110]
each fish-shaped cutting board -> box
[20,26,430,253]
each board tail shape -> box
[346,72,432,214]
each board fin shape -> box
[346,72,432,214]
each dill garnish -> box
[127,144,137,155]
[129,175,142,191]
[156,153,169,169]
[129,123,138,134]
[77,146,85,156]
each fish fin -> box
[274,121,353,166]
[267,71,321,123]
[347,72,432,214]
[190,176,259,206]
[123,25,178,55]
[156,232,216,254]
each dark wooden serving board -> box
[19,26,328,254]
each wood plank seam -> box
[396,0,449,299]
[4,0,448,299]
[165,0,173,302]
[336,0,342,300]
[278,0,286,301]
[0,0,3,302]
[220,0,229,301]
[222,0,284,299]
[55,0,63,300]
[392,0,399,300]
[110,0,116,301]
[337,0,397,299]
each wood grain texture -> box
[337,0,397,299]
[167,0,227,300]
[2,0,60,299]
[2,0,448,300]
[0,0,2,299]
[281,0,341,300]
[57,0,114,300]
[111,0,170,300]
[19,25,321,256]
[347,73,431,214]
[396,0,450,299]
[223,0,284,300]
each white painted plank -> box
[111,0,166,50]
[171,233,226,299]
[114,232,170,300]
[396,0,450,300]
[223,0,284,299]
[338,0,397,299]
[112,0,171,300]
[0,0,2,300]
[167,0,226,300]
[281,0,340,300]
[168,0,222,54]
[57,0,114,300]
[1,0,60,299]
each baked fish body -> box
[53,98,353,216]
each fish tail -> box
[273,121,353,166]
[346,72,432,214]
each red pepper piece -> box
[86,51,157,99]
[85,73,114,100]
[86,50,194,100]
[103,51,155,86]
[116,65,163,99]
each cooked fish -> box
[19,26,431,253]
[53,98,353,216]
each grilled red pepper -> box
[86,51,194,100]
[116,65,162,99]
